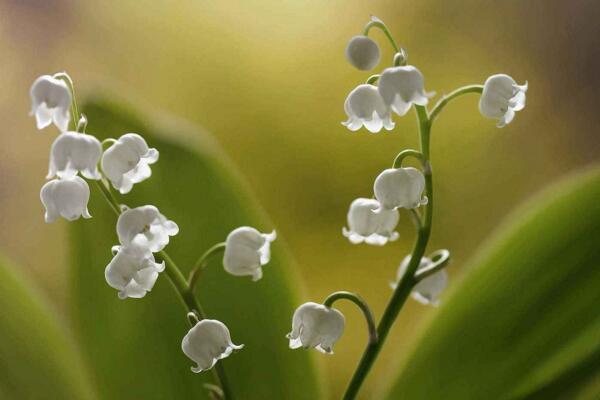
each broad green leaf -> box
[385,167,600,399]
[70,97,322,399]
[0,256,97,400]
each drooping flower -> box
[105,243,165,299]
[378,65,432,116]
[345,35,381,71]
[223,227,276,281]
[181,319,243,373]
[392,255,448,306]
[40,176,91,223]
[287,302,345,354]
[29,74,72,131]
[479,74,527,128]
[374,167,427,211]
[342,84,394,133]
[116,205,179,253]
[101,133,159,194]
[342,198,399,245]
[47,131,102,180]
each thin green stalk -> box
[188,242,227,291]
[323,291,378,345]
[363,20,400,53]
[54,72,81,131]
[342,105,434,400]
[429,84,483,123]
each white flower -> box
[101,133,159,194]
[30,74,72,131]
[47,131,102,180]
[116,205,179,253]
[40,176,91,223]
[479,74,527,128]
[342,198,399,245]
[287,302,345,354]
[392,255,448,306]
[342,84,395,133]
[223,227,276,281]
[105,243,165,299]
[378,65,432,116]
[181,319,243,373]
[374,167,427,211]
[345,35,380,71]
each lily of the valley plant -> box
[30,15,526,400]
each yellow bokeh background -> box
[0,1,598,398]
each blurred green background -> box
[0,0,599,398]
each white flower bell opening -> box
[40,176,91,223]
[343,198,399,245]
[101,133,159,194]
[342,84,395,133]
[116,205,179,253]
[392,255,448,306]
[378,65,432,116]
[30,74,72,131]
[105,243,165,299]
[181,319,243,373]
[223,226,276,281]
[479,74,527,128]
[345,35,381,71]
[287,302,345,354]
[47,131,102,180]
[374,167,427,211]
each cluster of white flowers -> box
[30,72,278,374]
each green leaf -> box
[70,97,322,399]
[0,256,97,400]
[384,167,600,399]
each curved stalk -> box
[429,84,483,123]
[188,242,227,291]
[392,149,425,169]
[323,291,378,345]
[415,249,450,282]
[362,19,400,53]
[342,105,433,400]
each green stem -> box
[392,149,425,169]
[429,84,483,123]
[188,242,227,291]
[342,105,433,400]
[54,72,81,131]
[363,20,400,53]
[415,249,450,282]
[323,291,378,345]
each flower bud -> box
[479,74,527,128]
[345,35,381,71]
[105,243,165,299]
[342,198,399,245]
[223,227,276,281]
[374,167,427,211]
[101,133,159,194]
[378,65,433,116]
[29,74,72,131]
[116,205,179,253]
[40,176,91,223]
[47,131,102,180]
[392,255,448,306]
[342,84,394,133]
[287,302,345,354]
[181,319,243,373]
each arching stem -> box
[323,291,378,345]
[188,242,227,291]
[429,84,483,122]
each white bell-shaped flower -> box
[101,133,159,194]
[392,255,448,306]
[342,84,395,133]
[40,176,91,223]
[29,74,72,131]
[182,319,243,373]
[345,35,381,71]
[105,243,165,299]
[479,74,527,128]
[116,205,179,253]
[374,167,427,211]
[223,227,276,281]
[342,198,399,245]
[287,302,345,354]
[47,131,102,180]
[378,65,432,116]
